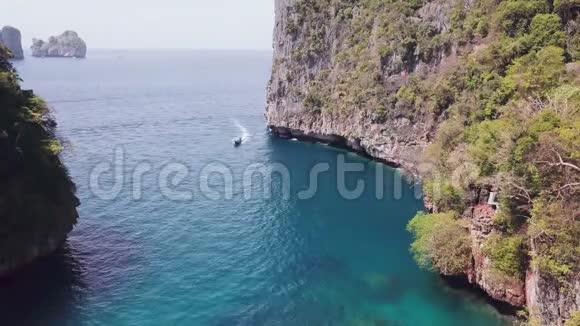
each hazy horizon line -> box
[21,47,273,52]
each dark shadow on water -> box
[0,244,86,326]
[442,275,520,317]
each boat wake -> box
[233,119,252,143]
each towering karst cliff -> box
[31,31,87,58]
[267,0,579,324]
[267,0,464,174]
[0,47,79,275]
[0,26,24,60]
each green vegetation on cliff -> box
[405,0,579,295]
[407,212,472,275]
[0,47,78,270]
[287,0,462,117]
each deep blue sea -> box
[5,50,511,325]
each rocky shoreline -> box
[265,110,431,177]
[268,125,403,168]
[0,234,71,276]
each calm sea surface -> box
[4,50,511,325]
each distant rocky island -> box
[0,26,24,59]
[31,31,87,58]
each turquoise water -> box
[4,51,511,325]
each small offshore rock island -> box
[266,0,579,325]
[0,26,24,60]
[31,31,87,58]
[0,48,79,275]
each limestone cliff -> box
[0,26,24,60]
[267,0,579,324]
[463,188,526,307]
[526,243,580,326]
[0,48,79,275]
[461,188,579,325]
[266,0,452,174]
[31,31,87,58]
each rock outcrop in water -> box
[0,48,79,275]
[267,0,579,324]
[0,26,24,60]
[31,31,87,58]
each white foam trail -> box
[233,119,252,142]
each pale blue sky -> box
[1,0,275,50]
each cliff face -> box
[526,244,580,326]
[266,0,454,174]
[0,49,79,275]
[0,26,24,60]
[463,188,526,307]
[463,188,579,324]
[267,0,579,324]
[31,31,87,58]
